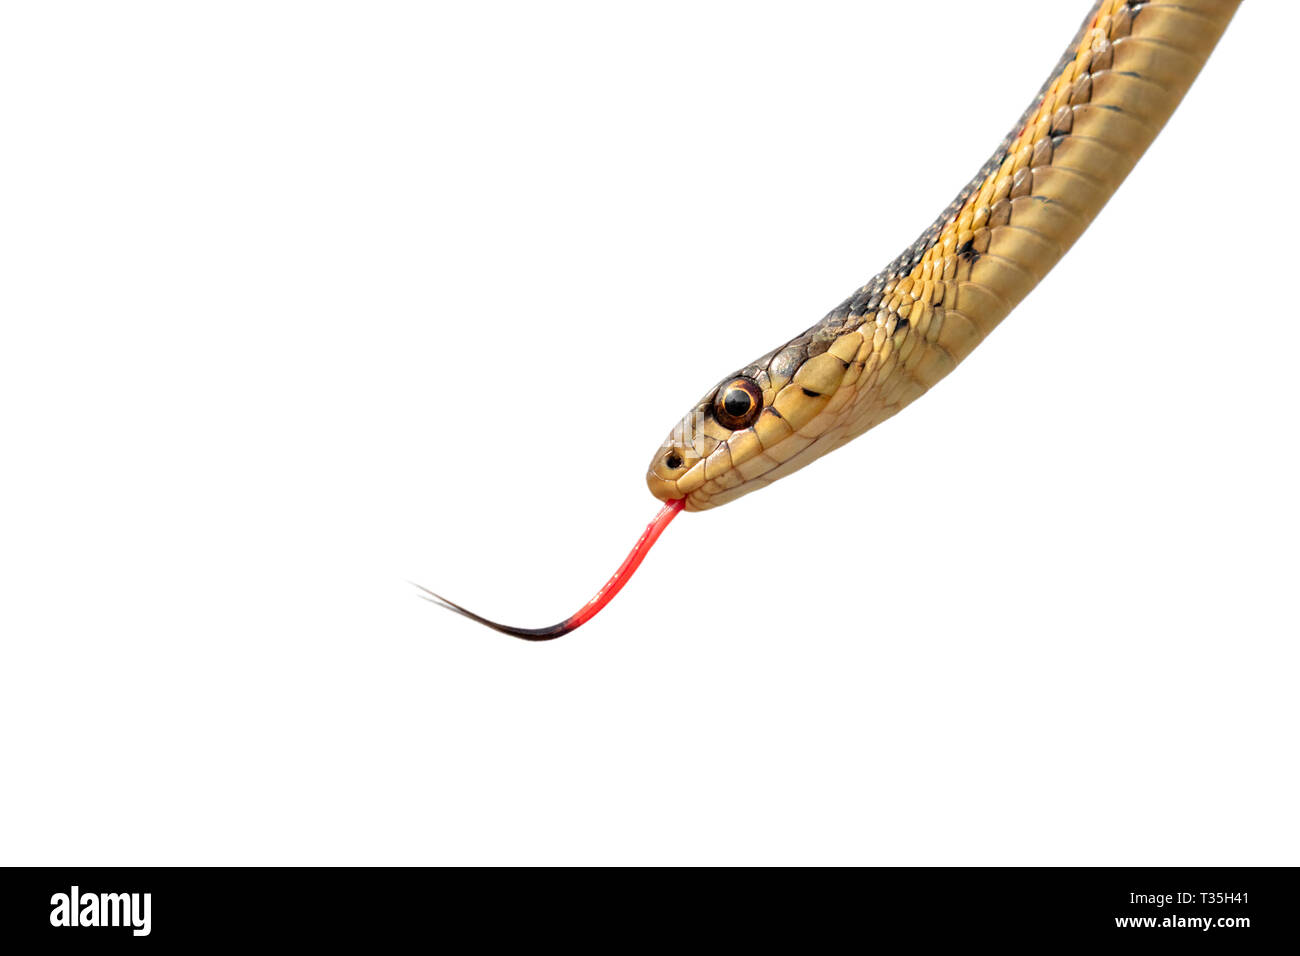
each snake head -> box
[647,330,864,511]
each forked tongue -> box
[415,498,685,640]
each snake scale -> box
[426,0,1240,637]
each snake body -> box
[647,0,1240,511]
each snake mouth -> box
[647,458,716,511]
[646,469,683,504]
[416,497,685,640]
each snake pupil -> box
[665,453,682,470]
[724,389,751,417]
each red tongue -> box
[416,498,685,640]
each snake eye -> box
[713,377,763,430]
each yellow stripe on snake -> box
[424,0,1240,639]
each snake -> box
[420,0,1241,639]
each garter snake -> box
[422,0,1241,638]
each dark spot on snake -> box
[895,317,909,331]
[665,453,682,470]
[956,238,979,263]
[801,388,821,398]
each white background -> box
[2,1,1295,865]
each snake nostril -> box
[665,452,683,470]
